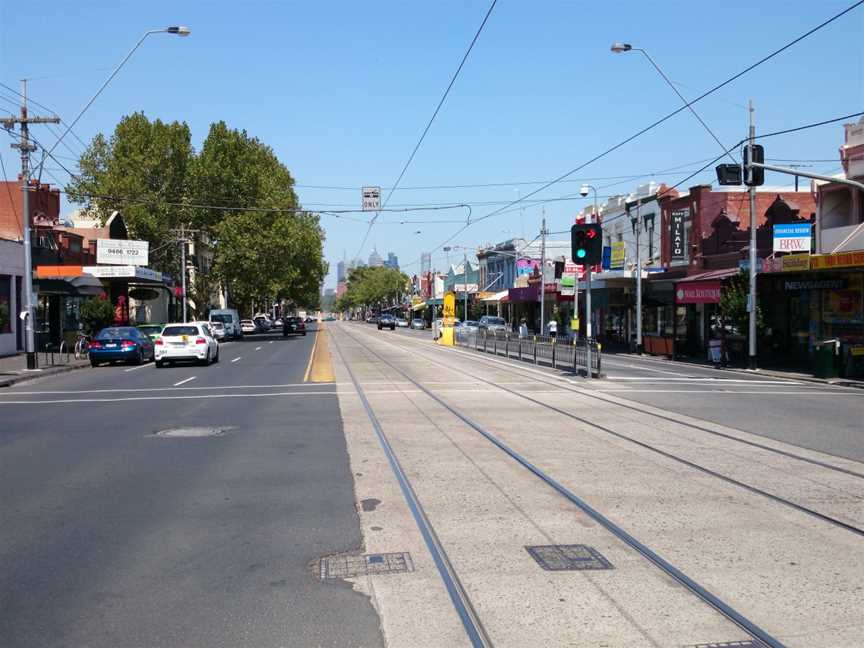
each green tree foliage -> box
[337,266,409,313]
[66,112,192,274]
[80,297,114,335]
[67,115,326,316]
[719,271,763,335]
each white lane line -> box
[173,376,197,387]
[269,341,274,344]
[231,357,242,363]
[605,377,802,384]
[124,363,154,372]
[0,391,339,405]
[255,346,262,351]
[0,382,335,395]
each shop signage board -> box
[560,262,578,296]
[610,241,625,270]
[96,239,149,266]
[738,258,763,272]
[670,209,687,259]
[810,251,864,270]
[82,265,162,282]
[772,223,811,253]
[675,281,722,304]
[781,253,811,272]
[601,246,611,270]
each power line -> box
[0,82,90,151]
[0,153,24,239]
[356,0,498,261]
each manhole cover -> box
[319,552,414,580]
[153,426,234,438]
[525,544,614,571]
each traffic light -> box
[716,163,743,185]
[744,144,765,186]
[571,223,603,265]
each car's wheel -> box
[200,350,210,366]
[155,360,164,368]
[214,348,220,363]
[133,350,143,365]
[90,359,100,367]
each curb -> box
[608,352,864,390]
[0,361,91,388]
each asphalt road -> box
[0,326,384,648]
[385,323,864,462]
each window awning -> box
[479,290,508,302]
[411,301,426,311]
[675,267,741,283]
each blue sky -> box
[1,1,862,288]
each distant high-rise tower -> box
[368,247,384,267]
[384,252,399,270]
[336,260,346,282]
[421,252,432,276]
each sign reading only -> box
[362,186,381,211]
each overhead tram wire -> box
[0,81,90,152]
[355,0,498,261]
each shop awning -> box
[480,290,508,303]
[411,301,426,311]
[675,267,741,283]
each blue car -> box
[89,326,155,367]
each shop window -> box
[0,274,10,333]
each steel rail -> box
[337,324,784,648]
[329,334,494,648]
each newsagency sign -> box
[96,239,149,266]
[773,223,811,253]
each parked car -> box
[240,319,257,334]
[136,323,164,343]
[89,326,155,367]
[283,316,307,336]
[378,314,396,331]
[155,322,219,367]
[253,315,272,331]
[463,320,480,332]
[209,309,242,339]
[209,321,227,341]
[479,315,508,334]
[366,315,378,324]
[411,318,425,330]
[396,317,409,328]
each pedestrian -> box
[519,318,528,339]
[548,318,557,339]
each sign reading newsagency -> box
[96,239,149,266]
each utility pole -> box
[539,209,547,336]
[747,99,758,369]
[463,250,468,323]
[585,201,596,379]
[170,225,199,323]
[635,199,643,354]
[1,80,60,369]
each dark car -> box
[89,326,155,367]
[378,314,396,331]
[283,316,307,336]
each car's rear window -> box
[97,327,136,339]
[162,326,199,337]
[486,317,505,325]
[210,314,232,323]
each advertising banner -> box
[670,209,688,260]
[781,253,811,272]
[96,239,149,266]
[773,223,811,253]
[675,281,722,304]
[610,241,625,270]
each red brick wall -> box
[0,180,61,240]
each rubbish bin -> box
[813,339,840,379]
[842,344,864,380]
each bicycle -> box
[74,333,91,359]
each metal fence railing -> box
[454,328,601,377]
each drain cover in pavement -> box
[154,426,234,438]
[687,643,761,648]
[525,544,613,571]
[319,552,414,580]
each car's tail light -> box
[90,341,102,349]
[121,340,136,348]
[195,337,207,345]
[155,338,163,346]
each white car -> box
[155,322,220,367]
[209,321,227,341]
[240,319,257,334]
[396,318,409,328]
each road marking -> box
[255,346,262,351]
[231,357,242,363]
[0,382,336,395]
[606,377,802,384]
[0,391,339,405]
[304,330,321,382]
[124,363,154,372]
[173,376,197,387]
[269,340,274,344]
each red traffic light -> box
[586,228,597,239]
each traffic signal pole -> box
[747,100,757,369]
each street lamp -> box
[40,26,192,164]
[610,41,734,163]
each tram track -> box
[352,326,864,539]
[333,325,785,648]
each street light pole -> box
[35,26,191,173]
[635,199,643,354]
[539,209,546,336]
[747,99,757,369]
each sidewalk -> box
[607,351,864,390]
[0,352,90,387]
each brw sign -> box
[773,223,811,253]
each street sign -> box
[601,246,611,270]
[670,209,687,260]
[361,186,381,211]
[96,239,149,266]
[773,223,811,253]
[738,258,764,273]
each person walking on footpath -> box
[519,318,529,339]
[548,318,558,339]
